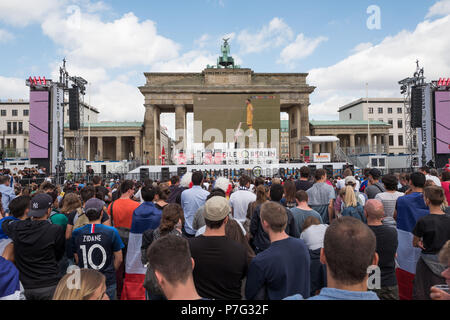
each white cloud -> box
[0,29,14,42]
[426,0,450,18]
[151,50,217,72]
[308,15,450,117]
[237,17,294,54]
[278,34,327,65]
[194,34,211,48]
[351,42,373,54]
[0,0,64,27]
[0,76,29,100]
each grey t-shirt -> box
[306,183,335,206]
[290,207,323,235]
[365,182,386,199]
[375,191,404,226]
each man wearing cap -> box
[365,168,386,200]
[188,196,248,300]
[71,197,124,300]
[1,193,65,300]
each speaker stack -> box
[411,86,423,128]
[68,87,80,130]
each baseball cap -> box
[203,196,230,221]
[29,193,53,218]
[368,168,381,179]
[345,176,357,185]
[84,198,104,214]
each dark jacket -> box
[168,185,184,204]
[1,218,65,289]
[309,248,327,297]
[249,201,299,253]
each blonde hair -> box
[343,185,357,208]
[60,193,82,214]
[53,269,106,300]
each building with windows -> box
[338,98,409,155]
[0,99,30,158]
[280,120,289,161]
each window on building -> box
[389,135,394,146]
[291,113,294,124]
[12,110,18,116]
[23,109,29,116]
[397,107,402,114]
[413,135,417,147]
[388,119,393,126]
[397,119,403,129]
[0,110,6,116]
[349,113,352,119]
[13,122,17,134]
[368,107,374,114]
[7,122,11,134]
[398,135,404,146]
[12,139,16,149]
[18,122,23,134]
[6,139,10,148]
[378,107,383,114]
[388,108,393,114]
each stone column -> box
[116,136,122,161]
[154,106,161,165]
[349,134,356,150]
[97,137,103,160]
[175,104,187,152]
[300,104,310,139]
[289,105,302,159]
[384,134,390,154]
[135,135,141,163]
[332,141,337,159]
[143,104,161,165]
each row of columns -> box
[340,134,389,154]
[289,104,310,159]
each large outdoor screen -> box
[435,91,450,154]
[29,90,49,158]
[193,94,280,149]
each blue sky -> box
[1,0,449,135]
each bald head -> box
[364,199,385,221]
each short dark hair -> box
[260,202,287,232]
[80,186,95,203]
[8,196,31,218]
[92,176,102,185]
[295,190,308,203]
[170,176,179,185]
[143,178,153,186]
[147,234,193,285]
[120,180,135,194]
[204,217,227,229]
[141,185,156,202]
[270,183,284,202]
[424,186,445,206]
[239,175,251,187]
[300,166,310,178]
[246,98,251,102]
[381,174,398,191]
[47,190,59,204]
[315,169,326,181]
[324,217,376,285]
[85,207,102,221]
[420,166,430,174]
[410,172,426,188]
[191,171,203,186]
[254,177,265,187]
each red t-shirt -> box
[107,198,140,229]
[442,181,450,205]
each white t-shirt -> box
[229,189,256,224]
[336,178,360,191]
[0,238,12,256]
[300,224,328,251]
[426,175,441,187]
[195,218,247,237]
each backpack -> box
[341,203,366,223]
[110,200,130,248]
[72,208,90,231]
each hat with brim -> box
[29,193,53,218]
[203,196,230,221]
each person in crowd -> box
[153,184,170,210]
[148,234,204,300]
[47,189,68,232]
[365,200,399,300]
[306,169,335,224]
[419,166,441,187]
[71,198,124,300]
[246,202,310,300]
[61,193,83,240]
[359,168,372,193]
[430,240,450,300]
[412,186,450,300]
[285,217,380,300]
[336,168,360,191]
[441,171,450,205]
[280,180,297,209]
[295,166,314,191]
[0,175,16,215]
[290,190,322,236]
[188,196,248,300]
[395,172,429,300]
[375,174,404,228]
[141,203,184,300]
[92,176,111,203]
[53,268,109,300]
[180,171,209,238]
[365,168,386,199]
[245,185,269,236]
[167,176,182,204]
[1,193,65,300]
[300,216,328,296]
[250,184,299,254]
[230,175,256,225]
[398,173,410,193]
[0,256,25,300]
[0,196,30,261]
[175,172,192,205]
[334,176,366,217]
[340,185,366,222]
